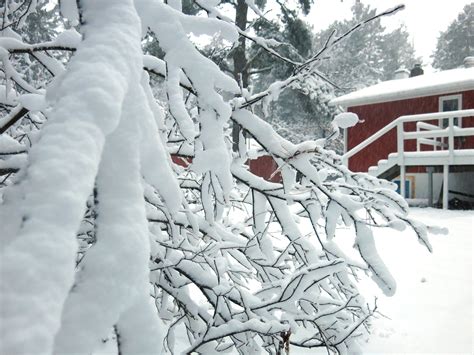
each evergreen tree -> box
[432,3,474,70]
[313,3,419,90]
[249,3,419,146]
[380,26,419,80]
[249,12,339,145]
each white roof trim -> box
[330,67,474,108]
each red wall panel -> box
[248,155,282,183]
[462,91,474,149]
[171,154,282,183]
[171,155,192,167]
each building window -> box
[439,94,462,127]
[441,97,459,111]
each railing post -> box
[397,122,404,159]
[342,156,348,167]
[448,116,454,164]
[438,117,443,151]
[397,122,406,198]
[416,121,421,152]
[343,128,348,154]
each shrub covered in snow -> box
[0,1,442,354]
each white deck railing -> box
[416,121,446,150]
[342,109,474,208]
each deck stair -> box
[343,109,474,209]
[368,153,400,180]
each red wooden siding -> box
[462,90,474,149]
[347,90,474,172]
[171,155,192,167]
[248,155,282,183]
[171,154,282,182]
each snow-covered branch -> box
[0,1,442,354]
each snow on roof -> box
[330,67,474,107]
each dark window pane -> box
[441,98,460,128]
[442,99,458,112]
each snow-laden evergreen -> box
[432,3,473,70]
[0,1,443,354]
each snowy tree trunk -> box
[53,82,162,354]
[0,0,145,353]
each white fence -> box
[342,109,474,208]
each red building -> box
[331,59,474,209]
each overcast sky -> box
[307,0,471,69]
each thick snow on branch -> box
[53,83,162,354]
[1,0,146,353]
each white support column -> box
[443,164,449,210]
[427,166,434,207]
[400,165,406,198]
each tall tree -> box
[213,0,317,150]
[248,8,339,144]
[379,25,419,80]
[313,2,419,90]
[432,3,474,70]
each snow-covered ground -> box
[294,207,473,354]
[358,208,473,354]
